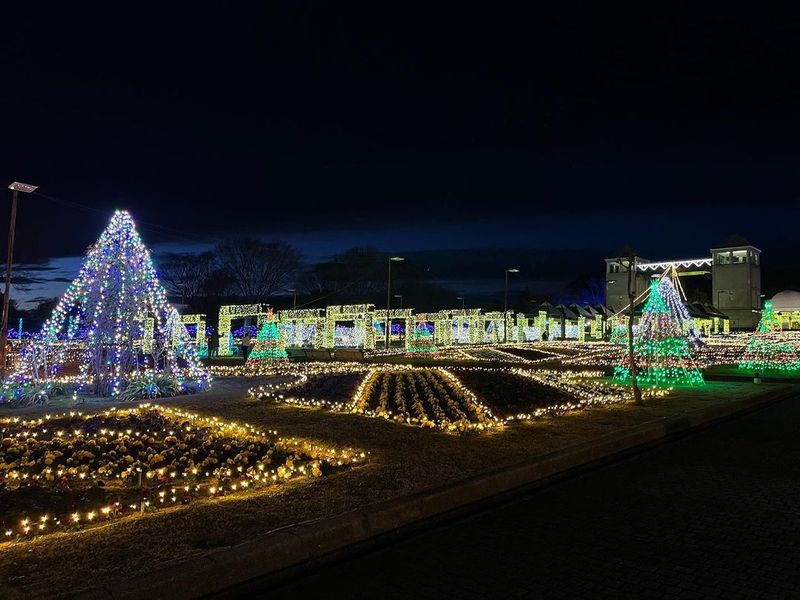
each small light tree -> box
[614,279,704,387]
[739,300,800,373]
[247,309,288,362]
[406,314,436,355]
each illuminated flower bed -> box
[350,368,499,431]
[252,366,501,432]
[0,405,365,541]
[452,367,638,422]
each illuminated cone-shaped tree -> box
[9,210,210,397]
[613,279,703,387]
[657,276,702,347]
[739,300,800,373]
[248,313,288,362]
[407,315,436,354]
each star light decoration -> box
[6,211,210,399]
[613,279,704,387]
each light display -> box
[657,276,702,347]
[739,300,800,373]
[325,305,375,349]
[613,279,704,387]
[248,310,288,362]
[373,308,414,350]
[217,304,266,356]
[0,404,365,541]
[180,314,208,357]
[407,314,436,355]
[609,316,628,345]
[7,211,210,399]
[248,360,651,432]
[278,308,325,348]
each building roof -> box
[568,303,595,318]
[771,290,800,312]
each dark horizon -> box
[3,4,800,305]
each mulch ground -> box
[0,374,784,599]
[455,369,576,417]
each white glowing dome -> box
[771,290,800,312]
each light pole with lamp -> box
[504,268,519,342]
[0,182,38,377]
[288,288,298,309]
[456,296,465,310]
[394,294,403,310]
[386,256,404,349]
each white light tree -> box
[10,210,210,397]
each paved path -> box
[228,394,800,599]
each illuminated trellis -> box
[483,311,514,343]
[450,309,483,345]
[278,308,325,349]
[373,308,414,350]
[217,304,267,356]
[8,210,209,397]
[180,314,208,357]
[325,305,375,349]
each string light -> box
[4,211,210,402]
[0,404,366,542]
[739,300,800,373]
[614,279,704,387]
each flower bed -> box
[455,367,578,416]
[351,368,500,431]
[251,366,501,432]
[0,405,365,541]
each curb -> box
[76,385,796,599]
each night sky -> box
[2,4,800,304]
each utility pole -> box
[504,268,519,342]
[0,183,37,378]
[622,251,643,406]
[386,257,404,350]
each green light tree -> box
[613,279,703,387]
[248,314,288,362]
[739,300,800,373]
[406,315,436,355]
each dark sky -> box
[2,3,800,302]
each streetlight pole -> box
[457,296,465,310]
[288,288,297,309]
[504,268,519,342]
[386,257,404,350]
[394,294,403,310]
[0,182,37,378]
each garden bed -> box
[350,368,498,431]
[455,368,577,417]
[0,375,787,599]
[0,404,364,542]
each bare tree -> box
[157,251,217,305]
[618,250,643,406]
[215,239,301,302]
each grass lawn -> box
[0,374,788,599]
[704,364,800,382]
